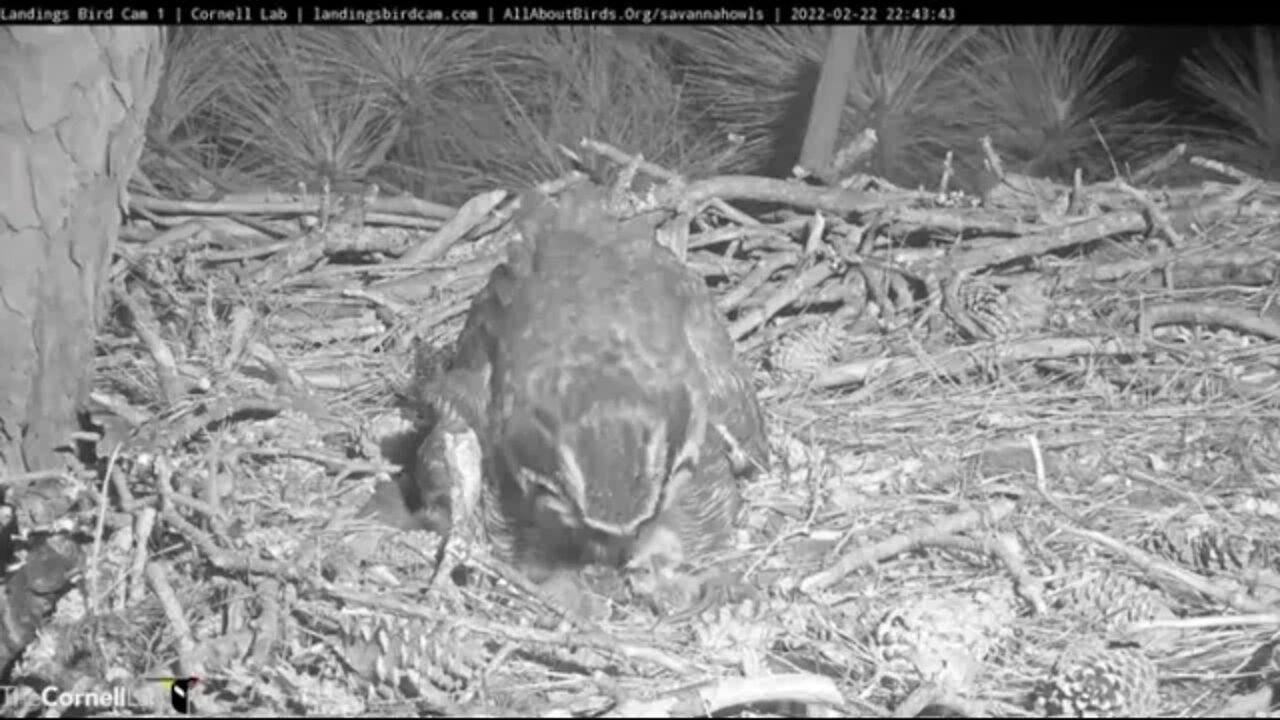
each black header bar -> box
[0,1,1273,26]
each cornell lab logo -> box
[0,684,136,713]
[152,676,199,714]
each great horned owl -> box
[416,181,768,614]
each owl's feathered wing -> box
[424,182,767,583]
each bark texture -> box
[0,27,162,475]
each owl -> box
[414,182,768,614]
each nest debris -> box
[4,137,1280,717]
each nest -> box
[5,137,1280,717]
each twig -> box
[222,305,257,375]
[945,208,1151,272]
[800,499,1017,594]
[608,673,846,717]
[162,504,306,582]
[402,189,508,264]
[1062,525,1270,613]
[89,390,151,428]
[145,561,205,678]
[729,262,837,340]
[661,175,914,216]
[129,506,157,607]
[579,138,759,228]
[250,577,284,663]
[136,220,205,255]
[131,194,454,222]
[0,470,72,487]
[87,443,123,615]
[160,396,291,449]
[717,253,796,313]
[1126,613,1280,633]
[342,287,411,320]
[811,335,1147,391]
[803,211,826,257]
[113,282,183,406]
[924,531,1047,616]
[242,447,391,480]
[1129,143,1187,184]
[246,343,326,415]
[1140,301,1280,342]
[1026,434,1087,526]
[1113,179,1184,247]
[203,238,292,263]
[1189,156,1257,183]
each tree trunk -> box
[0,28,163,476]
[798,26,859,182]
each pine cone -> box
[1032,640,1158,717]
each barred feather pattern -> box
[492,369,704,571]
[419,182,768,591]
[495,187,709,574]
[645,223,767,562]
